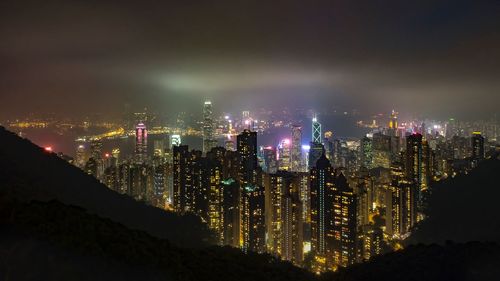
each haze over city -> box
[1,0,499,120]
[1,1,500,280]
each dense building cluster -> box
[71,102,495,273]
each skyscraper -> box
[265,171,303,265]
[173,145,193,213]
[291,125,303,172]
[262,146,278,174]
[310,154,357,271]
[278,138,292,171]
[310,154,335,271]
[221,178,240,248]
[309,116,325,169]
[360,136,373,169]
[471,132,485,161]
[324,131,334,161]
[203,100,216,154]
[405,133,430,210]
[308,142,325,170]
[332,173,357,268]
[388,110,398,136]
[312,115,322,144]
[237,129,258,185]
[241,184,266,253]
[387,162,417,238]
[205,150,224,244]
[170,134,182,148]
[135,122,148,163]
[90,139,103,161]
[75,144,87,168]
[153,139,165,157]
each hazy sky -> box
[1,0,499,120]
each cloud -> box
[0,0,499,119]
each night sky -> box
[1,0,499,119]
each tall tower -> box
[312,115,322,144]
[471,132,485,161]
[172,145,192,213]
[291,125,302,172]
[203,100,216,154]
[265,171,304,265]
[309,116,324,169]
[75,144,87,168]
[241,184,266,253]
[405,133,430,210]
[237,130,258,185]
[388,162,417,238]
[90,139,103,161]
[360,136,373,169]
[332,173,357,268]
[389,110,398,129]
[310,154,335,266]
[135,122,148,163]
[278,138,292,171]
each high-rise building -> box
[111,148,120,163]
[170,134,182,147]
[90,139,103,160]
[310,154,335,271]
[75,144,87,168]
[308,142,325,169]
[387,162,416,238]
[152,163,166,207]
[262,146,278,174]
[332,139,342,168]
[312,115,322,144]
[278,138,292,171]
[309,116,325,170]
[405,133,431,209]
[264,171,303,265]
[237,130,258,185]
[236,129,265,253]
[221,178,240,248]
[471,132,485,161]
[225,137,235,151]
[203,101,216,153]
[241,184,266,253]
[135,122,148,163]
[204,151,224,244]
[310,154,357,271]
[372,133,392,168]
[291,125,303,172]
[173,145,196,213]
[388,110,398,136]
[88,139,104,180]
[360,137,373,169]
[324,131,334,161]
[332,173,357,268]
[153,139,165,157]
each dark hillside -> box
[0,126,210,247]
[409,155,500,244]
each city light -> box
[2,1,498,279]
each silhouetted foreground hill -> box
[325,242,500,281]
[2,197,499,281]
[409,155,500,245]
[0,197,314,281]
[0,126,210,247]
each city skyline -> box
[1,1,500,279]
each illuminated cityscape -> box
[1,1,500,279]
[3,100,498,273]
